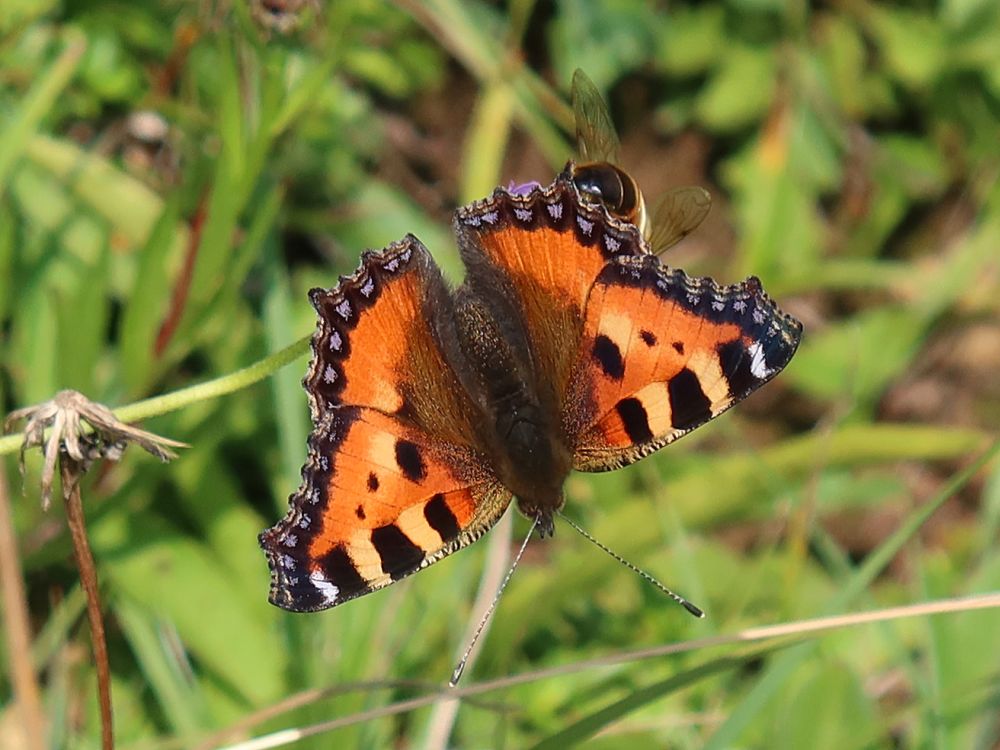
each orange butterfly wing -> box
[454,179,647,415]
[454,177,800,472]
[260,237,510,612]
[567,256,802,470]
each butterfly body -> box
[260,175,801,613]
[451,289,571,536]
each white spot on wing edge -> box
[748,341,773,379]
[309,571,340,605]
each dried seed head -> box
[4,390,186,508]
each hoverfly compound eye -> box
[572,164,633,220]
[573,170,605,204]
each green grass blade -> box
[116,597,209,734]
[528,646,784,750]
[703,441,1000,749]
[0,33,85,199]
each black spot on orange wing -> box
[668,368,712,430]
[537,216,799,476]
[717,339,755,399]
[394,439,426,482]
[424,493,460,542]
[355,505,366,520]
[616,397,653,443]
[371,524,425,580]
[318,546,367,596]
[640,330,657,347]
[593,334,625,379]
[367,472,379,492]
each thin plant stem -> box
[61,458,113,750]
[422,512,513,750]
[212,590,1000,750]
[0,335,311,457]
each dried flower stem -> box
[0,465,46,750]
[60,457,113,750]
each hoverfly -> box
[568,69,711,255]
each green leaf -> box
[815,13,867,116]
[704,444,1000,748]
[659,5,726,77]
[10,281,59,404]
[866,7,946,90]
[773,663,882,749]
[788,307,926,406]
[25,134,182,261]
[0,200,14,322]
[696,45,776,132]
[56,237,111,395]
[549,0,658,90]
[879,134,950,200]
[78,26,145,102]
[91,511,286,709]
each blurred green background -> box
[2,1,999,748]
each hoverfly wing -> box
[648,186,712,255]
[571,69,621,164]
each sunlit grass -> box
[1,1,999,748]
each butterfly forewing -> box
[260,238,511,612]
[454,180,648,411]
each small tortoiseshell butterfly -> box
[259,169,802,612]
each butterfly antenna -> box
[556,510,705,618]
[450,516,539,687]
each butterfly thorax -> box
[453,293,571,536]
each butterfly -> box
[567,69,712,256]
[259,172,802,612]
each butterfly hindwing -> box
[260,238,510,612]
[566,255,802,471]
